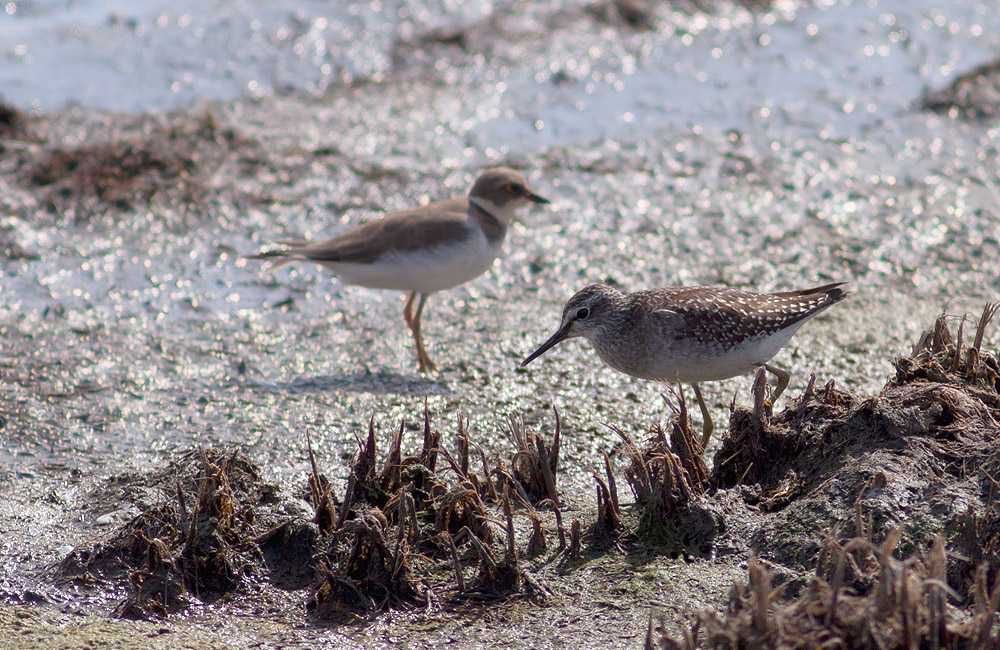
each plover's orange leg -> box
[403,291,417,329]
[409,293,435,372]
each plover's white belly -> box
[327,228,501,294]
[599,323,805,384]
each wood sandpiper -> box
[521,282,849,444]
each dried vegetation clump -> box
[645,303,1000,648]
[712,305,1000,561]
[56,448,278,618]
[921,58,1000,120]
[612,391,718,555]
[12,110,263,219]
[53,405,566,621]
[647,528,1000,649]
[302,405,555,618]
[502,411,561,505]
[892,304,1000,402]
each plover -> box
[521,282,848,444]
[250,167,549,372]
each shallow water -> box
[5,1,999,134]
[2,0,534,111]
[2,2,1000,633]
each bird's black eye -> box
[507,182,524,194]
[576,307,590,320]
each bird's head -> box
[521,284,623,367]
[469,167,549,219]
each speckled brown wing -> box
[642,283,848,349]
[288,198,471,265]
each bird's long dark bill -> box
[528,191,550,205]
[521,328,568,367]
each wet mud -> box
[921,59,1000,120]
[4,306,996,648]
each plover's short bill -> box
[521,282,849,444]
[250,167,549,372]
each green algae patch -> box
[0,604,234,650]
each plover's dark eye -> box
[576,307,590,320]
[507,182,524,194]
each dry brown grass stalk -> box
[505,409,561,504]
[649,532,1000,649]
[613,419,716,550]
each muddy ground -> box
[4,1,1000,648]
[4,305,1000,649]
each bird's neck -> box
[468,197,511,244]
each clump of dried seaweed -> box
[893,304,1000,401]
[499,410,561,505]
[55,447,276,619]
[307,409,440,618]
[461,486,550,603]
[333,406,492,551]
[20,109,260,219]
[307,506,425,618]
[952,505,1000,606]
[592,450,623,544]
[921,59,1000,120]
[308,405,551,618]
[647,530,1000,650]
[613,390,718,554]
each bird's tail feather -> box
[776,281,850,303]
[245,248,306,272]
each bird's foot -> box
[700,422,714,449]
[417,352,437,374]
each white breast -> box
[599,322,805,384]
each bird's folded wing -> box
[292,199,471,265]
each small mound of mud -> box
[648,532,1000,649]
[711,305,1000,593]
[258,519,321,590]
[56,447,296,618]
[18,110,261,219]
[921,58,1000,119]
